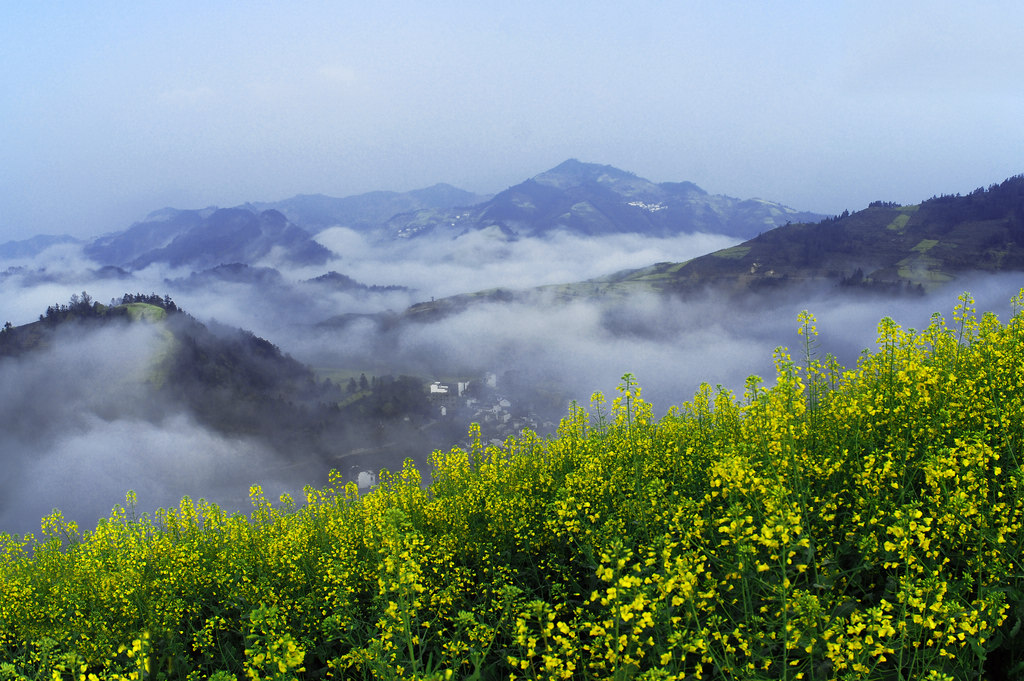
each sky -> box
[2,0,1024,242]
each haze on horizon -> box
[3,1,1023,242]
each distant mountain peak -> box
[372,161,825,241]
[533,159,639,188]
[141,207,184,222]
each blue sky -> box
[2,1,1023,240]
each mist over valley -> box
[2,162,1024,536]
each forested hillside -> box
[2,291,1023,679]
[613,175,1024,297]
[0,294,439,477]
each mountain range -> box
[5,160,825,272]
[244,183,489,234]
[0,234,81,259]
[8,160,1023,337]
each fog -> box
[0,322,318,536]
[298,274,1024,414]
[2,231,1023,538]
[312,227,740,300]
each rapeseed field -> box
[2,291,1023,680]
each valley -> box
[2,161,1024,538]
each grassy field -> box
[710,245,752,260]
[884,206,919,233]
[122,303,169,323]
[2,291,1023,680]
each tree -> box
[346,377,358,394]
[359,373,369,391]
[366,375,429,419]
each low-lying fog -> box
[2,229,1022,537]
[0,322,307,536]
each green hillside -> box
[122,302,169,322]
[2,291,1023,679]
[612,176,1024,297]
[0,293,352,459]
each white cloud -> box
[314,228,739,299]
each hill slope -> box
[627,176,1024,297]
[0,294,346,453]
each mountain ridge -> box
[380,159,824,242]
[85,207,332,270]
[245,183,490,233]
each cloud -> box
[313,228,740,299]
[299,273,1024,421]
[4,414,287,537]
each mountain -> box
[381,159,824,242]
[169,263,287,289]
[245,183,489,233]
[84,207,207,265]
[82,184,488,270]
[85,207,331,270]
[0,234,82,259]
[0,294,428,465]
[0,263,132,288]
[404,174,1024,317]
[162,265,408,315]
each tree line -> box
[38,291,180,323]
